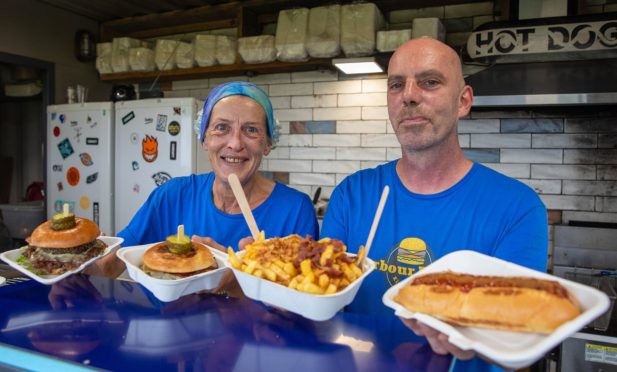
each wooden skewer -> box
[228,173,261,240]
[361,185,390,266]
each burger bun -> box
[143,241,216,274]
[29,217,100,249]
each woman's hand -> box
[83,245,125,278]
[400,318,476,360]
[238,236,254,250]
[191,235,225,252]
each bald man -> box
[322,38,548,371]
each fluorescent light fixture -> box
[332,57,384,74]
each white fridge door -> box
[114,98,198,234]
[46,102,114,235]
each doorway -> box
[0,52,53,250]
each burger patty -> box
[142,264,216,280]
[25,239,107,275]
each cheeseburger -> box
[25,213,107,275]
[142,233,218,280]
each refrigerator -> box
[46,102,114,235]
[113,98,200,234]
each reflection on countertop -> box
[0,275,451,372]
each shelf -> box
[99,58,334,83]
[97,0,488,83]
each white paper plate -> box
[382,250,610,370]
[0,276,5,286]
[226,251,375,321]
[116,243,229,302]
[0,236,124,285]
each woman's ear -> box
[202,138,208,151]
[263,141,272,156]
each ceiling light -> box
[332,57,384,74]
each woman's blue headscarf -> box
[198,81,278,144]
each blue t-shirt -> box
[322,160,548,315]
[322,161,548,372]
[118,173,319,248]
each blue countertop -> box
[0,275,451,371]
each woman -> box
[89,82,318,278]
[118,81,318,248]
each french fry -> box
[325,283,338,294]
[228,247,242,269]
[356,245,366,266]
[300,259,312,276]
[318,273,330,289]
[350,263,363,278]
[320,245,333,266]
[283,262,296,276]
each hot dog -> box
[393,271,581,334]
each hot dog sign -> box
[467,18,617,60]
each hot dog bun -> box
[393,271,581,334]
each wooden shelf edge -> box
[99,58,334,83]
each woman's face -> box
[203,95,271,185]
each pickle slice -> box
[166,234,192,254]
[51,213,76,231]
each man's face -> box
[386,39,472,153]
[203,95,271,185]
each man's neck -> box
[396,140,473,195]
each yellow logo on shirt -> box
[380,237,433,287]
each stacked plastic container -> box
[340,3,385,57]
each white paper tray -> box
[226,251,375,321]
[0,236,124,285]
[382,250,610,370]
[116,243,229,302]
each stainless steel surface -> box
[473,92,617,107]
[552,225,617,371]
[553,225,617,268]
[552,225,617,330]
[467,59,617,107]
[560,334,617,372]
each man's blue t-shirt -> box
[118,173,319,247]
[321,161,548,372]
[322,160,548,316]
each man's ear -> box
[458,85,474,119]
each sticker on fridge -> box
[142,135,158,163]
[57,138,74,159]
[66,167,80,187]
[79,153,93,166]
[122,111,135,125]
[168,121,180,136]
[152,171,172,186]
[86,172,98,184]
[156,114,168,132]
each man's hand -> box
[400,318,475,359]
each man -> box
[321,38,548,371]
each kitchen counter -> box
[0,274,451,371]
